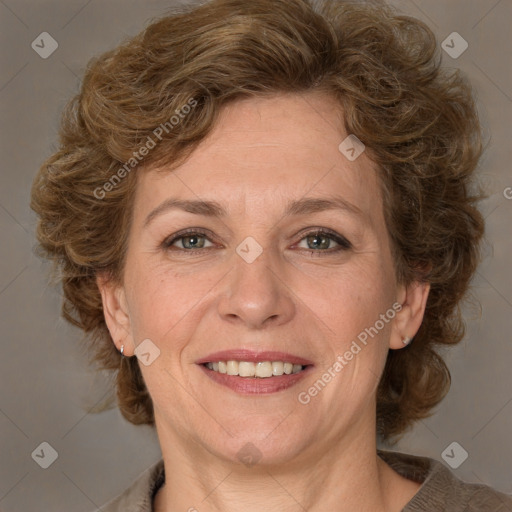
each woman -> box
[30,0,512,510]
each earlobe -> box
[389,280,430,350]
[96,273,134,356]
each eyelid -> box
[161,227,352,253]
[292,227,352,251]
[161,228,217,249]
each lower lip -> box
[198,364,313,394]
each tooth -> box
[209,360,304,378]
[239,361,256,377]
[255,361,273,378]
[226,360,239,375]
[272,361,284,376]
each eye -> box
[295,229,352,253]
[160,228,352,255]
[162,229,214,251]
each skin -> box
[98,91,430,512]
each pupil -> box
[308,234,329,250]
[185,235,202,248]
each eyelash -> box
[161,228,352,256]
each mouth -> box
[196,350,314,394]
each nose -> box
[217,245,296,329]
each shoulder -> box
[378,449,512,512]
[98,459,165,512]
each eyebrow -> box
[143,195,364,228]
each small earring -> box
[120,344,125,355]
[402,336,412,346]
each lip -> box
[195,350,314,366]
[198,363,314,394]
[196,350,315,395]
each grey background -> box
[0,0,511,510]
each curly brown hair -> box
[30,0,485,442]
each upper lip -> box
[196,349,314,366]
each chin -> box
[200,420,312,468]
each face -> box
[100,92,428,468]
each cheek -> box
[124,238,397,362]
[292,253,394,328]
[310,265,396,390]
[125,259,220,345]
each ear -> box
[389,280,430,350]
[96,273,135,356]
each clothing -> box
[99,449,512,511]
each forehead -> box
[135,92,382,223]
